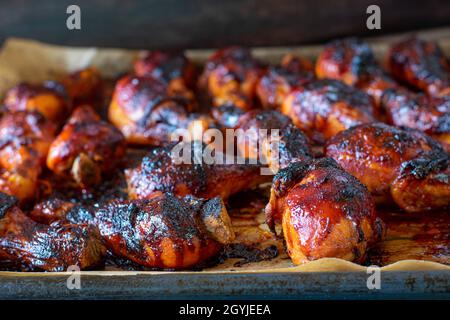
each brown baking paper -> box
[0,37,449,275]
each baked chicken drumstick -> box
[28,193,234,270]
[4,82,70,124]
[316,37,398,113]
[0,111,56,202]
[47,105,126,188]
[199,46,264,111]
[0,193,106,271]
[325,123,450,212]
[108,74,198,146]
[95,193,234,269]
[126,143,270,200]
[387,37,450,97]
[266,158,384,265]
[381,88,449,152]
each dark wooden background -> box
[0,0,449,49]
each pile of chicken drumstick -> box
[0,37,448,271]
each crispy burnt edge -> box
[94,194,233,270]
[20,194,233,270]
[396,127,449,180]
[0,193,106,272]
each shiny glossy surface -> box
[381,88,450,152]
[388,37,450,96]
[0,40,449,274]
[95,194,224,269]
[281,79,375,143]
[325,123,450,212]
[266,158,383,265]
[47,105,126,188]
[0,193,105,271]
[0,111,56,202]
[109,74,194,145]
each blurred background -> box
[0,0,450,49]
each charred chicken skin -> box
[95,193,234,269]
[29,194,234,270]
[325,123,450,212]
[388,37,450,97]
[134,50,197,101]
[234,109,312,171]
[199,46,264,111]
[381,88,450,152]
[3,82,70,124]
[281,79,375,143]
[316,38,398,112]
[126,143,270,200]
[0,193,106,271]
[0,111,56,202]
[265,158,384,265]
[108,74,196,146]
[257,54,314,109]
[47,105,126,188]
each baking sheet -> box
[0,35,449,278]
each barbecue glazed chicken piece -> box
[256,54,314,109]
[126,143,270,200]
[388,37,450,97]
[381,88,450,152]
[0,111,56,202]
[60,67,103,107]
[325,123,450,212]
[3,82,70,124]
[108,74,197,146]
[265,158,384,265]
[47,105,126,188]
[28,194,234,270]
[316,38,398,113]
[95,193,234,269]
[281,79,375,144]
[199,46,264,111]
[234,109,312,172]
[134,50,196,102]
[0,193,106,271]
